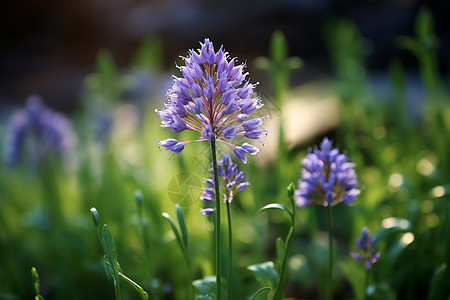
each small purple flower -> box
[200,154,250,214]
[4,95,76,165]
[201,208,215,216]
[156,38,267,163]
[351,227,380,270]
[295,137,360,207]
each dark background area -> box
[0,0,448,111]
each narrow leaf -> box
[103,257,115,283]
[119,272,149,300]
[176,204,188,248]
[102,224,121,299]
[427,263,447,300]
[258,203,293,220]
[250,287,271,300]
[162,212,185,253]
[247,261,279,293]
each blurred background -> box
[1,0,449,110]
[1,0,450,299]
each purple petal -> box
[234,147,249,164]
[171,143,185,155]
[237,182,250,192]
[201,208,214,216]
[222,126,239,140]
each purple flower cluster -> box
[351,227,381,270]
[4,95,76,165]
[295,137,360,207]
[157,39,266,163]
[200,154,250,216]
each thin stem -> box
[183,250,194,300]
[274,186,296,300]
[138,207,152,279]
[211,138,222,300]
[326,206,334,300]
[226,201,232,300]
[364,268,370,300]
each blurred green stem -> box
[183,249,194,300]
[137,201,152,279]
[211,138,222,300]
[326,206,333,300]
[273,184,296,300]
[226,201,232,300]
[365,269,370,300]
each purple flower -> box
[295,137,360,207]
[200,154,250,214]
[4,95,76,165]
[201,208,215,216]
[156,38,267,163]
[350,227,380,270]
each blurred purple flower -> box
[351,227,380,270]
[156,38,266,163]
[4,95,76,165]
[295,137,360,207]
[200,154,250,215]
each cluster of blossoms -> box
[157,38,266,163]
[295,137,360,207]
[200,154,250,216]
[351,227,381,270]
[4,95,76,165]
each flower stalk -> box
[211,138,222,300]
[226,201,232,300]
[326,205,334,300]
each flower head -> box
[4,95,76,165]
[350,227,380,270]
[156,38,266,163]
[200,154,250,215]
[295,137,360,207]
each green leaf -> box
[270,30,288,64]
[97,49,118,85]
[176,204,188,248]
[90,207,100,228]
[258,204,293,220]
[162,212,185,253]
[338,259,365,300]
[275,237,285,274]
[119,272,149,300]
[250,287,271,300]
[193,276,217,300]
[427,263,447,300]
[133,37,163,71]
[247,261,279,295]
[102,224,121,299]
[103,256,115,283]
[415,7,434,40]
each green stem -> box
[274,227,293,300]
[326,206,334,300]
[226,201,232,300]
[183,251,194,300]
[115,278,122,300]
[138,206,152,279]
[274,185,296,300]
[211,138,222,300]
[364,269,370,300]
